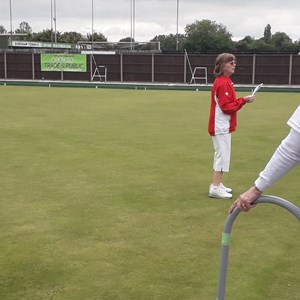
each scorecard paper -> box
[251,83,263,96]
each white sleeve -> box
[255,128,300,191]
[287,105,300,133]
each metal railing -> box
[217,195,300,300]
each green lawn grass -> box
[0,86,299,300]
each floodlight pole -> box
[91,0,94,50]
[9,0,13,48]
[133,0,135,49]
[130,0,132,50]
[130,0,135,50]
[53,0,57,43]
[50,0,54,49]
[176,0,179,51]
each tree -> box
[151,34,186,51]
[15,21,32,40]
[270,32,294,50]
[0,25,7,34]
[15,21,32,34]
[114,37,133,50]
[263,24,272,43]
[86,32,107,42]
[235,35,255,52]
[294,39,300,53]
[248,39,276,52]
[184,19,234,51]
[119,37,133,43]
[151,34,175,51]
[32,29,58,42]
[60,31,85,44]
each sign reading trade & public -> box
[41,54,87,72]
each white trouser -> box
[212,133,231,173]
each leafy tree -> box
[151,34,176,50]
[15,21,32,34]
[270,32,294,50]
[248,39,276,52]
[85,32,108,50]
[117,37,155,50]
[241,35,255,44]
[263,24,272,43]
[119,37,133,43]
[115,37,134,50]
[32,29,60,42]
[86,32,107,42]
[235,35,255,52]
[294,39,300,53]
[15,21,32,40]
[0,25,7,34]
[60,31,86,44]
[151,34,186,51]
[183,19,234,51]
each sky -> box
[1,0,300,43]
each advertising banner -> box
[41,54,87,72]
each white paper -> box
[251,83,263,96]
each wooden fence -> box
[1,52,300,85]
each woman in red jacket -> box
[208,53,255,199]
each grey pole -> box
[133,0,135,49]
[51,0,54,49]
[91,0,94,50]
[176,0,179,51]
[217,195,300,300]
[53,0,57,43]
[130,0,135,50]
[9,0,13,48]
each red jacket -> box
[208,76,246,136]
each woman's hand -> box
[229,186,262,213]
[244,95,255,103]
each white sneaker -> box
[209,184,232,199]
[220,183,232,193]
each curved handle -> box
[254,195,300,221]
[217,195,300,300]
[224,195,300,234]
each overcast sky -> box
[1,0,300,42]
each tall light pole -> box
[53,0,57,43]
[9,0,13,47]
[91,0,94,50]
[133,0,135,46]
[130,0,135,50]
[176,0,179,51]
[51,0,54,48]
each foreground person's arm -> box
[230,126,300,212]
